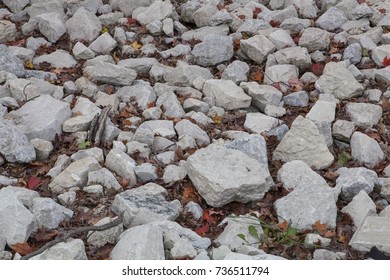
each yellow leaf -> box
[131,41,142,50]
[213,115,222,124]
[101,26,109,33]
[25,61,34,69]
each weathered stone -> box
[282,90,309,107]
[105,149,137,186]
[87,217,123,247]
[134,0,173,25]
[342,190,377,227]
[47,155,71,178]
[117,83,156,110]
[31,239,87,260]
[306,100,336,123]
[0,20,16,43]
[185,144,273,207]
[87,168,122,192]
[273,46,311,71]
[0,45,25,77]
[244,112,279,134]
[346,103,382,129]
[31,197,73,229]
[372,45,390,67]
[33,50,77,68]
[26,0,64,19]
[175,120,210,147]
[315,7,347,31]
[332,120,355,143]
[116,0,153,16]
[37,13,66,43]
[156,92,185,118]
[222,61,249,84]
[72,42,95,60]
[163,164,187,185]
[89,33,117,54]
[84,62,137,86]
[139,120,176,138]
[313,249,346,260]
[164,65,212,86]
[304,234,331,247]
[182,25,229,42]
[2,0,29,13]
[30,138,53,161]
[298,27,330,52]
[240,35,276,64]
[264,64,299,92]
[240,82,282,112]
[350,132,384,168]
[66,7,101,43]
[192,35,233,66]
[273,116,334,170]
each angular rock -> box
[164,65,212,86]
[244,112,279,134]
[346,103,382,129]
[156,92,185,118]
[315,7,347,31]
[372,45,390,67]
[87,217,123,247]
[304,234,331,248]
[33,50,77,68]
[181,25,230,42]
[134,163,158,183]
[273,116,334,170]
[30,138,53,161]
[192,35,233,66]
[0,20,16,43]
[315,62,364,100]
[298,27,330,52]
[72,42,95,60]
[116,83,156,110]
[263,64,299,91]
[306,100,336,123]
[350,132,384,168]
[37,13,66,43]
[84,62,137,86]
[185,144,273,207]
[273,46,311,71]
[282,90,309,107]
[203,79,251,110]
[175,119,210,147]
[49,157,101,194]
[31,197,73,229]
[2,0,29,13]
[47,155,71,178]
[332,120,355,143]
[163,165,187,185]
[342,190,377,227]
[0,45,25,77]
[88,33,117,54]
[221,61,249,84]
[240,35,276,64]
[139,120,176,138]
[135,0,173,25]
[87,168,122,192]
[31,239,87,260]
[241,82,282,112]
[105,149,137,186]
[66,7,101,43]
[313,249,346,260]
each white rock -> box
[192,35,234,66]
[244,112,279,134]
[66,7,102,43]
[163,165,187,184]
[84,62,137,86]
[135,0,173,25]
[87,217,123,247]
[164,65,212,87]
[31,239,87,260]
[269,29,296,50]
[298,27,330,52]
[346,103,382,129]
[332,120,355,143]
[350,132,384,168]
[304,233,331,247]
[89,33,117,54]
[342,190,377,227]
[139,120,176,138]
[37,13,66,43]
[315,7,347,31]
[306,100,336,123]
[175,119,210,147]
[105,149,137,186]
[72,42,95,60]
[0,20,16,44]
[273,46,311,71]
[31,197,73,229]
[30,138,53,161]
[33,50,77,68]
[240,82,282,112]
[87,168,122,192]
[336,167,378,200]
[240,35,276,64]
[372,45,390,67]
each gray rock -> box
[70,147,104,163]
[134,0,173,25]
[126,141,151,158]
[336,167,378,201]
[0,120,36,163]
[304,234,331,247]
[0,20,16,44]
[87,168,122,192]
[105,149,137,186]
[160,44,191,59]
[268,29,296,50]
[37,12,66,43]
[58,191,76,206]
[184,201,203,220]
[0,45,25,77]
[183,98,209,114]
[346,103,382,129]
[282,91,309,107]
[0,175,18,186]
[31,239,87,260]
[185,144,273,207]
[175,119,210,147]
[169,236,198,259]
[182,25,230,42]
[192,35,233,66]
[72,42,95,60]
[164,65,212,87]
[66,7,101,43]
[372,45,390,67]
[87,217,123,247]
[116,0,153,16]
[33,50,77,68]
[134,163,158,183]
[89,33,117,54]
[375,66,390,85]
[315,7,347,31]
[332,120,355,143]
[111,183,181,227]
[267,124,289,141]
[163,164,186,184]
[264,64,299,92]
[306,100,336,123]
[343,43,362,65]
[240,35,276,64]
[244,112,279,134]
[2,0,29,13]
[0,187,35,246]
[156,92,185,118]
[139,120,176,138]
[298,27,330,52]
[313,249,346,260]
[315,62,364,100]
[273,46,311,71]
[31,197,73,229]
[84,62,136,86]
[349,216,390,254]
[273,116,334,170]
[117,83,156,110]
[119,58,159,75]
[30,138,53,161]
[49,157,101,194]
[342,190,376,227]
[240,82,282,112]
[350,132,384,168]
[221,61,249,84]
[280,17,311,33]
[203,79,251,110]
[26,0,64,19]
[12,94,71,141]
[192,4,218,27]
[47,155,71,178]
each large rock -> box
[240,82,282,112]
[203,79,251,110]
[240,35,276,64]
[315,7,347,31]
[84,62,137,86]
[273,46,311,71]
[37,12,67,43]
[12,95,71,141]
[273,116,334,170]
[181,25,230,42]
[274,162,339,230]
[298,27,330,52]
[342,190,376,227]
[33,50,77,68]
[174,120,210,147]
[0,45,25,77]
[185,144,273,207]
[105,149,137,186]
[49,157,101,194]
[315,62,364,100]
[31,198,73,229]
[0,187,36,246]
[31,239,88,260]
[164,65,212,86]
[111,183,182,227]
[0,120,36,163]
[350,132,384,168]
[134,0,173,25]
[192,35,233,66]
[111,223,165,260]
[66,7,102,43]
[346,103,382,129]
[0,20,17,44]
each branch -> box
[21,213,124,260]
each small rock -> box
[304,234,331,247]
[84,62,137,86]
[282,91,309,107]
[89,33,117,54]
[332,120,355,143]
[0,20,16,43]
[134,0,173,25]
[31,239,87,260]
[164,65,212,87]
[58,191,76,206]
[37,12,66,43]
[244,112,279,134]
[31,197,73,229]
[184,201,203,220]
[87,168,122,192]
[175,119,210,147]
[30,138,53,161]
[87,217,123,247]
[66,7,101,43]
[342,190,377,227]
[350,132,384,168]
[315,7,347,31]
[306,100,336,123]
[163,164,187,184]
[298,27,330,52]
[0,45,25,77]
[273,46,311,71]
[313,249,346,260]
[105,149,137,186]
[240,82,282,112]
[134,163,158,183]
[221,61,249,84]
[72,42,95,60]
[33,50,77,68]
[192,35,233,66]
[47,155,71,178]
[240,35,276,64]
[346,102,382,129]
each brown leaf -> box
[323,171,339,180]
[279,221,288,231]
[249,70,263,81]
[123,119,133,126]
[383,56,390,67]
[312,220,327,235]
[182,185,201,204]
[36,165,51,176]
[195,223,209,237]
[34,227,59,242]
[119,177,129,189]
[269,20,281,27]
[11,242,35,256]
[27,176,43,190]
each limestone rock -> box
[31,239,87,260]
[350,132,384,168]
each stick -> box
[21,213,123,260]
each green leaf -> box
[101,26,109,33]
[362,48,369,57]
[286,227,297,237]
[237,234,247,242]
[77,140,91,149]
[337,151,351,166]
[248,225,260,240]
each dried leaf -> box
[269,20,281,27]
[27,176,43,190]
[313,220,327,235]
[24,61,34,69]
[272,82,281,91]
[131,41,142,50]
[195,223,209,236]
[36,165,51,176]
[101,26,109,33]
[119,177,129,189]
[378,8,387,14]
[279,221,288,231]
[253,7,262,18]
[123,119,133,126]
[311,63,324,76]
[11,242,35,256]
[34,227,59,242]
[127,18,137,25]
[182,186,200,204]
[249,70,263,81]
[383,56,390,67]
[213,115,222,124]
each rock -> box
[156,91,185,118]
[0,175,18,187]
[264,64,299,92]
[111,183,181,227]
[306,100,336,123]
[267,124,289,141]
[117,0,154,16]
[343,43,362,65]
[49,157,101,194]
[47,155,71,178]
[336,167,378,201]
[282,91,309,107]
[313,249,346,260]
[37,13,66,43]
[183,201,203,220]
[12,95,71,141]
[0,187,36,246]
[185,144,273,207]
[275,173,338,230]
[240,35,276,64]
[87,168,122,192]
[2,0,29,13]
[0,20,16,43]
[315,62,364,100]
[31,239,87,260]
[139,120,176,138]
[164,65,212,86]
[31,197,73,229]
[175,119,210,147]
[183,98,209,114]
[342,190,377,227]
[298,27,330,52]
[117,83,156,110]
[0,120,36,163]
[26,0,64,18]
[58,191,76,206]
[192,35,233,66]
[181,25,229,42]
[134,0,173,25]
[87,217,123,247]
[214,215,263,250]
[134,163,158,183]
[203,79,251,110]
[163,164,186,184]
[0,45,25,77]
[280,17,311,33]
[221,61,249,84]
[372,45,390,67]
[105,149,137,186]
[332,120,355,143]
[269,29,296,50]
[84,185,104,195]
[84,62,137,86]
[89,33,117,54]
[244,112,279,134]
[72,42,95,60]
[304,234,331,247]
[111,223,165,260]
[349,216,390,254]
[33,50,77,68]
[240,82,282,112]
[30,138,53,161]
[315,7,347,31]
[273,116,334,169]
[346,103,382,129]
[160,44,191,59]
[66,7,101,43]
[273,46,311,71]
[70,147,104,163]
[350,132,384,168]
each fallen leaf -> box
[11,242,35,256]
[311,63,324,76]
[195,223,209,237]
[288,78,304,92]
[131,41,142,50]
[36,165,51,176]
[34,227,59,242]
[213,115,222,124]
[324,230,335,238]
[238,14,246,20]
[269,20,281,27]
[249,70,263,81]
[123,119,133,126]
[378,8,387,14]
[127,18,137,25]
[24,61,34,69]
[383,56,390,67]
[27,176,43,190]
[312,220,327,236]
[253,7,262,18]
[182,186,200,204]
[119,177,129,189]
[101,26,109,33]
[279,221,288,231]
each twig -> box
[87,105,112,146]
[21,213,124,260]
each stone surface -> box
[298,27,330,52]
[66,7,101,43]
[342,190,377,227]
[315,7,347,31]
[89,33,118,54]
[33,50,77,68]
[84,62,137,86]
[332,120,355,143]
[192,35,233,66]
[31,197,73,229]
[175,119,210,147]
[346,103,382,129]
[30,138,53,161]
[273,116,334,170]
[0,20,16,44]
[185,144,273,207]
[87,217,123,247]
[306,101,336,123]
[0,45,25,77]
[37,12,66,43]
[350,132,384,168]
[134,0,173,25]
[244,112,279,134]
[87,168,122,192]
[164,65,212,86]
[31,239,87,260]
[222,61,249,84]
[282,91,309,107]
[273,46,311,71]
[240,35,276,64]
[105,149,137,186]
[240,82,282,112]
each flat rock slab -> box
[349,216,390,254]
[33,50,77,68]
[12,94,71,141]
[185,144,273,207]
[273,116,334,169]
[84,62,137,86]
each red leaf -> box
[195,223,209,237]
[311,63,324,76]
[27,176,43,190]
[378,8,386,14]
[383,56,390,67]
[253,7,262,18]
[269,20,281,27]
[238,14,246,20]
[127,18,137,25]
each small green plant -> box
[77,140,91,149]
[337,151,351,166]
